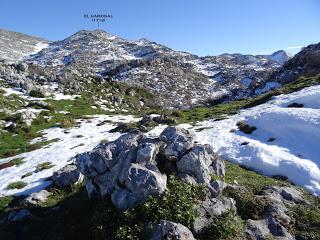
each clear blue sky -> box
[1,0,319,56]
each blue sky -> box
[1,0,319,56]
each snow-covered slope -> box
[0,29,49,62]
[266,50,290,65]
[0,114,139,196]
[195,85,320,195]
[1,28,311,108]
[22,29,290,108]
[149,85,320,195]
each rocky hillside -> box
[0,29,293,108]
[270,43,320,85]
[0,29,48,63]
[0,126,319,240]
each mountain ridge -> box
[0,28,315,109]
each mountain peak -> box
[268,50,290,64]
[68,29,117,41]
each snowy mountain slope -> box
[263,43,320,88]
[149,85,320,195]
[17,29,290,108]
[0,29,49,63]
[265,50,290,65]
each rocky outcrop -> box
[177,144,225,184]
[23,190,52,206]
[76,126,226,209]
[245,186,309,240]
[76,132,167,209]
[192,197,236,234]
[150,220,196,240]
[159,126,195,161]
[51,164,84,188]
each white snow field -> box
[194,85,320,195]
[148,85,320,195]
[0,115,139,196]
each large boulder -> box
[76,132,167,209]
[177,144,225,184]
[159,127,195,161]
[51,165,84,188]
[19,109,39,126]
[23,190,52,206]
[112,164,167,209]
[150,220,196,240]
[246,217,295,240]
[208,180,225,198]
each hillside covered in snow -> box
[0,29,294,108]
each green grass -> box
[9,157,24,166]
[197,210,245,240]
[224,162,289,194]
[21,172,33,178]
[293,205,320,240]
[6,181,27,190]
[0,196,13,213]
[0,79,158,158]
[35,162,54,172]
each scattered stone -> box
[51,164,84,188]
[246,217,295,240]
[192,197,236,234]
[287,102,304,108]
[24,190,52,206]
[261,186,308,205]
[19,109,39,126]
[236,120,257,134]
[150,220,196,240]
[208,180,225,198]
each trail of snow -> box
[1,86,79,101]
[0,115,139,196]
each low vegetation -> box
[197,210,245,240]
[0,196,13,213]
[35,162,54,172]
[0,160,319,240]
[293,205,320,240]
[6,181,27,190]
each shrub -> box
[197,210,245,240]
[0,196,13,212]
[293,205,320,240]
[29,90,45,98]
[142,176,207,228]
[223,186,269,220]
[10,157,24,166]
[60,118,75,128]
[7,181,27,190]
[35,162,54,172]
